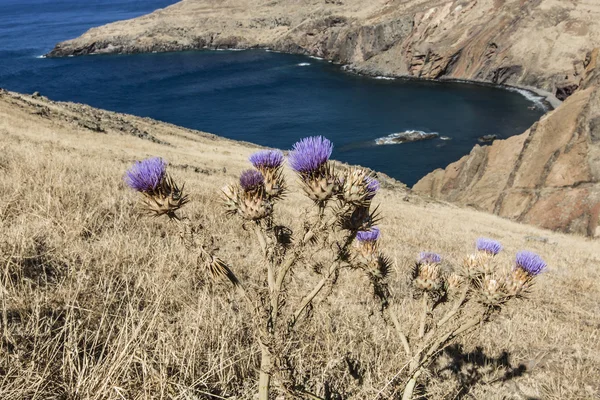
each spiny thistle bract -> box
[124,157,188,218]
[462,252,494,277]
[222,171,272,221]
[365,176,380,200]
[476,237,503,255]
[288,136,337,205]
[354,227,390,279]
[249,150,286,199]
[414,252,443,292]
[340,168,380,206]
[506,251,547,295]
[355,226,380,258]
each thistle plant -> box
[123,152,547,399]
[372,238,546,399]
[220,138,389,399]
[124,157,188,218]
[124,157,238,284]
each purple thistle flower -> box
[476,237,503,255]
[124,157,167,192]
[365,177,380,200]
[419,252,442,264]
[288,136,333,174]
[239,169,264,191]
[249,149,285,170]
[515,251,546,276]
[356,227,380,242]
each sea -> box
[0,0,546,186]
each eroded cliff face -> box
[46,0,600,235]
[47,0,600,98]
[414,57,600,237]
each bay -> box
[0,0,545,186]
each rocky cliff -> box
[48,0,600,99]
[46,0,600,236]
[414,53,600,237]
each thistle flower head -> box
[341,168,376,205]
[357,227,380,243]
[288,136,333,174]
[340,204,380,232]
[239,169,264,192]
[418,252,442,264]
[124,157,167,192]
[479,276,507,305]
[414,263,442,292]
[446,273,464,292]
[515,251,546,276]
[365,176,380,200]
[249,149,285,170]
[461,252,494,277]
[476,237,503,255]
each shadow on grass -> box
[435,344,540,400]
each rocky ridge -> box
[48,0,600,99]
[45,0,600,236]
[414,53,600,237]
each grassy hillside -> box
[1,89,599,399]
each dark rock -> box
[375,130,439,145]
[478,134,498,143]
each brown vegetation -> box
[1,90,599,399]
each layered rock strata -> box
[414,60,600,237]
[48,0,600,98]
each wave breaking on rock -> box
[375,130,439,145]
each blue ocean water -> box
[0,0,545,186]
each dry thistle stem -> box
[219,137,389,400]
[371,238,547,400]
[125,157,240,287]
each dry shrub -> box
[1,95,599,399]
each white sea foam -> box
[374,76,395,80]
[506,87,548,110]
[36,55,46,59]
[440,136,451,140]
[308,55,324,60]
[297,62,311,66]
[375,130,439,145]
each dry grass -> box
[1,90,599,399]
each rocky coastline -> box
[46,0,599,98]
[45,0,600,236]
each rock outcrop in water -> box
[414,60,600,237]
[375,130,438,145]
[47,0,599,99]
[45,0,600,236]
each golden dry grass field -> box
[1,89,599,399]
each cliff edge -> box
[414,51,600,237]
[48,0,600,99]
